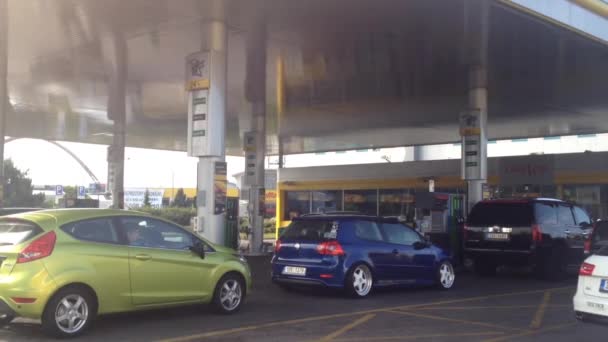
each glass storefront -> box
[312,190,343,213]
[344,190,378,215]
[284,191,311,220]
[379,189,415,221]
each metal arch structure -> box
[4,137,101,184]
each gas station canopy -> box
[4,0,608,155]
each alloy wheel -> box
[54,294,89,334]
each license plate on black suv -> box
[486,233,509,240]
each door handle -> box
[135,254,151,261]
[564,230,571,235]
[392,249,399,255]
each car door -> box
[557,204,584,266]
[59,217,131,312]
[351,220,395,281]
[119,216,213,306]
[380,223,433,283]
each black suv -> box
[464,198,592,279]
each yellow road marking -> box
[317,314,376,342]
[530,291,552,329]
[417,305,567,311]
[386,310,525,332]
[333,331,505,341]
[482,322,577,342]
[157,286,574,342]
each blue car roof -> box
[293,215,401,224]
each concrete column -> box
[0,0,8,208]
[105,32,127,209]
[245,13,267,255]
[193,15,228,245]
[464,0,489,211]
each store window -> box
[312,191,343,213]
[344,190,378,215]
[284,191,311,220]
[379,189,414,221]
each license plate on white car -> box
[486,233,509,240]
[600,279,608,293]
[587,302,605,311]
[283,266,306,276]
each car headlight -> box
[233,253,247,264]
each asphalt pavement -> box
[1,256,605,341]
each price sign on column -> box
[460,110,483,180]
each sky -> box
[4,139,245,189]
[5,134,608,190]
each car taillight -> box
[584,222,597,255]
[17,231,56,264]
[274,240,282,253]
[316,240,345,256]
[580,262,595,277]
[532,224,543,243]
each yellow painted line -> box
[317,314,376,342]
[386,310,524,333]
[333,331,504,341]
[482,322,577,342]
[157,286,573,342]
[530,291,552,329]
[418,304,570,311]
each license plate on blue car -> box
[283,266,306,276]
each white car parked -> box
[574,248,608,322]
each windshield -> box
[0,220,43,246]
[282,220,338,241]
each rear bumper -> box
[0,299,17,317]
[574,276,608,318]
[271,260,345,288]
[574,292,608,318]
[465,248,534,265]
[0,260,57,319]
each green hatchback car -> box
[0,209,251,338]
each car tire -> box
[436,261,456,290]
[537,246,567,281]
[41,285,97,338]
[575,311,587,322]
[0,314,14,326]
[212,273,246,314]
[345,264,374,298]
[474,259,497,277]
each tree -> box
[173,188,187,207]
[143,188,151,207]
[3,159,45,208]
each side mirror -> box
[581,222,593,230]
[189,242,206,259]
[413,241,428,250]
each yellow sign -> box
[459,127,481,136]
[185,79,210,91]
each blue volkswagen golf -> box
[271,214,455,297]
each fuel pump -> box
[415,192,465,265]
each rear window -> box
[282,220,338,241]
[0,220,43,246]
[468,202,533,226]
